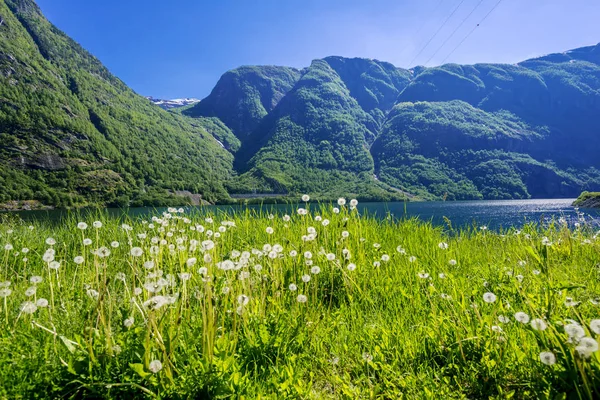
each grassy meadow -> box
[0,199,600,399]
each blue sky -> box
[37,0,600,99]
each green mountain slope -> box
[1,0,599,204]
[189,44,600,200]
[0,0,235,208]
[184,65,301,143]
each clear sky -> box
[36,0,600,99]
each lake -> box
[4,198,599,229]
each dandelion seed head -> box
[590,319,600,334]
[149,360,163,373]
[539,351,556,365]
[514,312,530,323]
[483,292,497,303]
[36,298,48,307]
[20,301,37,314]
[531,319,548,331]
[565,323,586,339]
[576,337,599,357]
[237,294,250,306]
[297,294,308,303]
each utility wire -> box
[440,0,505,64]
[423,0,487,66]
[408,0,467,67]
[398,0,446,56]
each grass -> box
[574,192,600,208]
[0,200,599,399]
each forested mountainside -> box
[0,0,235,208]
[1,0,599,208]
[188,44,600,200]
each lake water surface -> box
[6,199,600,229]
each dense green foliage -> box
[0,0,235,208]
[189,44,600,201]
[1,204,600,398]
[1,0,599,206]
[574,192,600,208]
[184,65,301,142]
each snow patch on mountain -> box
[146,97,201,110]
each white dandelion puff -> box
[531,319,548,331]
[20,301,37,314]
[514,312,530,324]
[48,261,60,270]
[149,360,163,373]
[36,298,49,308]
[483,292,497,303]
[590,319,600,334]
[539,351,556,366]
[297,294,308,303]
[565,323,586,339]
[237,294,250,306]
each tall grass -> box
[0,201,599,398]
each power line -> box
[440,0,505,64]
[408,0,467,67]
[398,0,446,57]
[423,0,487,66]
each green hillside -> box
[1,0,600,206]
[0,0,235,208]
[188,44,600,200]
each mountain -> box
[146,97,200,110]
[187,45,600,200]
[1,0,599,207]
[0,0,236,208]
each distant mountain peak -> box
[146,96,200,110]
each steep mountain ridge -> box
[1,0,599,206]
[188,44,600,200]
[0,0,235,207]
